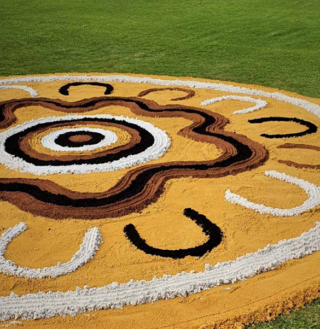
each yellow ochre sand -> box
[0,73,320,328]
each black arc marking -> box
[59,82,114,96]
[248,117,317,139]
[123,208,223,259]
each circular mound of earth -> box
[0,73,319,329]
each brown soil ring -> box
[278,143,320,169]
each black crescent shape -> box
[248,117,317,139]
[123,208,223,259]
[59,82,114,96]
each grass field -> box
[1,0,320,98]
[1,0,320,327]
[248,299,320,329]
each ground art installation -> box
[0,74,320,329]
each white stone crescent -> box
[0,75,319,321]
[41,127,118,152]
[225,170,320,217]
[0,223,102,279]
[201,95,267,114]
[0,85,38,98]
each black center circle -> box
[55,131,105,148]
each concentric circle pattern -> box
[0,114,171,175]
[0,74,319,329]
[42,127,118,151]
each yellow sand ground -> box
[0,73,320,328]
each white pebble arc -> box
[0,221,320,321]
[225,170,320,216]
[0,223,102,279]
[0,85,38,98]
[201,95,267,114]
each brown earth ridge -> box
[0,94,268,219]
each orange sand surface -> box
[0,73,319,328]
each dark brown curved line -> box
[0,96,222,130]
[0,96,268,219]
[138,87,195,101]
[278,143,320,169]
[19,121,139,162]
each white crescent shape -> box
[0,223,102,279]
[225,170,320,217]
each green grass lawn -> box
[0,0,320,327]
[1,0,320,97]
[248,299,320,329]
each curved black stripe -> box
[124,208,223,259]
[55,131,104,148]
[59,82,114,96]
[5,118,154,166]
[1,134,252,207]
[248,117,317,138]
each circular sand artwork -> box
[0,74,320,329]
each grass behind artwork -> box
[0,0,320,97]
[0,0,320,327]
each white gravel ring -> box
[0,114,171,175]
[42,127,118,152]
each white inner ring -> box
[41,127,117,152]
[0,114,171,175]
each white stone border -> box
[0,74,319,118]
[201,95,268,114]
[225,170,320,216]
[0,220,319,321]
[0,114,171,175]
[0,223,102,279]
[41,127,118,152]
[0,85,38,98]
